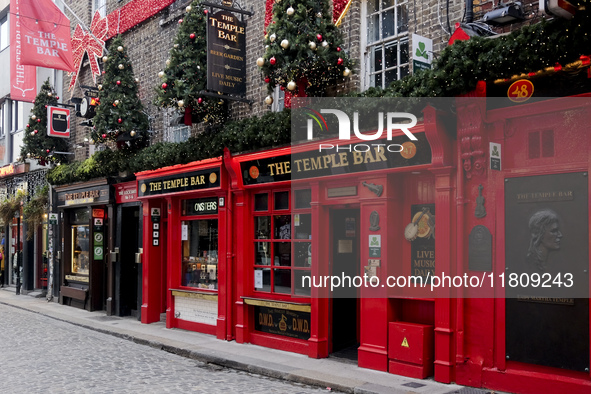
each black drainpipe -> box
[466,0,474,23]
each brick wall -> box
[63,0,543,161]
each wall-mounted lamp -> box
[483,2,525,25]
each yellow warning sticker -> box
[401,337,409,348]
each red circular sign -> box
[249,166,260,179]
[507,79,534,103]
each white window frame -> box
[364,0,410,90]
[271,86,285,112]
[0,15,8,51]
[92,0,107,17]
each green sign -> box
[48,213,58,225]
[94,246,103,260]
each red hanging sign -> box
[46,106,70,138]
[10,0,36,102]
[18,0,75,72]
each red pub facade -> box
[135,90,591,393]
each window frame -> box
[365,0,410,89]
[179,208,219,293]
[0,15,8,51]
[252,188,312,298]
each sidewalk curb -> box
[1,299,356,393]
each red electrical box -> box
[388,322,434,379]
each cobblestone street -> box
[0,304,333,393]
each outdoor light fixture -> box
[483,2,525,25]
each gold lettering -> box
[353,151,363,165]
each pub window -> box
[253,189,312,296]
[181,198,219,290]
[69,208,90,277]
[366,0,409,89]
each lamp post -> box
[15,209,21,295]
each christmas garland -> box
[47,11,591,185]
[47,110,291,185]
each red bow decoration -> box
[69,12,108,92]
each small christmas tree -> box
[92,36,149,151]
[155,0,226,125]
[258,1,353,105]
[21,80,70,165]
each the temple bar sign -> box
[207,10,247,96]
[47,106,70,138]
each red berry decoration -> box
[264,77,270,83]
[102,134,107,139]
[118,118,122,124]
[26,124,29,128]
[45,105,48,108]
[269,57,276,65]
[337,58,343,65]
[37,119,41,122]
[34,130,38,134]
[116,80,121,85]
[190,33,196,39]
[162,83,168,89]
[204,10,208,14]
[316,34,323,41]
[56,96,59,99]
[337,47,341,52]
[46,149,50,153]
[198,97,203,104]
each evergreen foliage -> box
[154,0,226,124]
[259,0,353,96]
[21,80,70,165]
[92,36,149,151]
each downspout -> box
[466,0,474,23]
[223,148,236,341]
[456,144,466,364]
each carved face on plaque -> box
[527,209,563,270]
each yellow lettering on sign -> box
[401,337,409,348]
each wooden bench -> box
[60,286,88,309]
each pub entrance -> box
[116,205,142,318]
[330,208,360,362]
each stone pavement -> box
[0,288,494,394]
